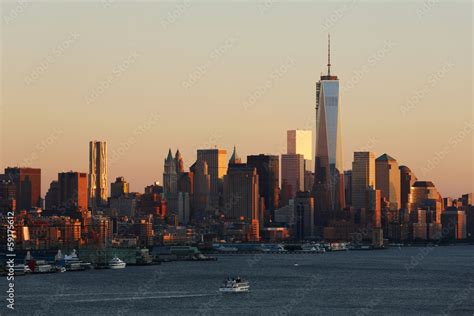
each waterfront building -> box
[89,141,108,209]
[375,154,401,211]
[408,181,443,223]
[441,207,467,240]
[294,191,315,240]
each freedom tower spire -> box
[313,35,345,221]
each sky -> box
[1,0,472,199]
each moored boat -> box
[108,257,126,269]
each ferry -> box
[219,277,250,293]
[108,257,126,269]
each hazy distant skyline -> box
[1,1,472,198]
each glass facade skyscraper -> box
[313,36,345,213]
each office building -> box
[281,154,304,201]
[4,167,42,210]
[247,154,279,216]
[376,154,401,211]
[111,177,129,198]
[351,152,376,210]
[58,171,88,211]
[313,36,345,213]
[197,149,227,209]
[400,165,417,210]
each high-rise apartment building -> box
[89,141,108,209]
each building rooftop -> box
[376,153,396,162]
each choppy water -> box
[3,246,474,315]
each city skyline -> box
[1,2,472,198]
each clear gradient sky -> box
[1,1,472,198]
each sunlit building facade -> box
[89,141,108,209]
[313,36,345,213]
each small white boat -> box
[219,277,249,293]
[108,257,126,269]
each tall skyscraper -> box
[375,154,401,211]
[287,130,312,171]
[223,163,260,223]
[400,165,417,210]
[313,35,345,213]
[58,171,88,211]
[197,149,227,209]
[247,154,279,216]
[351,152,376,210]
[89,141,108,209]
[163,149,178,213]
[190,159,210,217]
[4,167,42,210]
[281,153,304,201]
